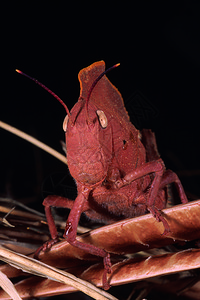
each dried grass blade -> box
[2,248,200,299]
[0,270,22,300]
[0,121,67,165]
[0,246,118,300]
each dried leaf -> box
[38,200,200,267]
[1,248,200,299]
[0,246,118,300]
[1,198,200,298]
[0,270,22,300]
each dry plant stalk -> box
[0,246,118,300]
[0,270,22,300]
[0,121,67,164]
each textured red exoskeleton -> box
[17,61,188,290]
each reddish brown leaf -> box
[1,248,200,299]
[38,200,200,267]
[1,200,200,299]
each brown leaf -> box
[1,200,200,299]
[0,270,22,300]
[1,248,200,299]
[0,246,117,300]
[38,200,200,267]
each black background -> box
[1,1,200,209]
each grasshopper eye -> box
[96,110,107,128]
[63,115,69,132]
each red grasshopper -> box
[17,61,188,290]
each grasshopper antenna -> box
[16,69,71,117]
